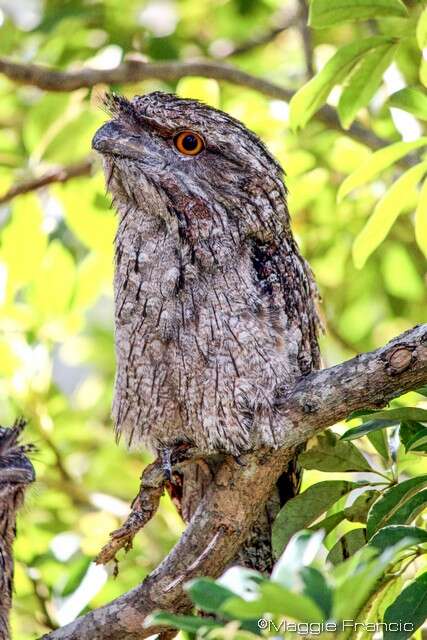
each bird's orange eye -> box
[174,130,205,156]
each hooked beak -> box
[92,121,144,161]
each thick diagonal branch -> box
[40,323,427,640]
[0,57,413,159]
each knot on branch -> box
[385,346,414,375]
[382,329,427,376]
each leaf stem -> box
[371,469,393,483]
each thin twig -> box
[0,159,94,205]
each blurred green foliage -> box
[0,0,426,637]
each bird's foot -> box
[95,459,166,570]
[95,509,149,574]
[95,445,200,570]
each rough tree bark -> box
[38,323,427,640]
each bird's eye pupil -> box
[174,130,204,155]
[182,134,198,151]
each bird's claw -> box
[95,459,166,568]
[95,445,201,570]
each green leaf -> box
[420,58,427,89]
[298,431,373,473]
[406,429,427,453]
[405,426,427,453]
[415,177,427,259]
[416,386,427,398]
[272,480,358,557]
[347,408,379,420]
[337,138,427,202]
[327,528,367,564]
[366,475,427,537]
[289,37,393,129]
[217,567,263,599]
[331,544,378,582]
[352,161,427,268]
[384,572,427,639]
[272,530,325,587]
[361,407,427,422]
[44,111,103,164]
[309,511,347,535]
[400,421,425,450]
[186,578,235,614]
[376,576,406,625]
[221,582,324,622]
[301,567,333,617]
[416,7,427,50]
[309,0,408,28]
[331,547,381,618]
[386,489,427,529]
[338,41,397,129]
[344,490,381,523]
[147,612,219,633]
[73,252,113,310]
[389,87,427,121]
[332,541,415,621]
[341,419,398,441]
[367,429,390,461]
[369,525,427,553]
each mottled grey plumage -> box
[0,419,34,640]
[93,92,321,571]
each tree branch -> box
[298,0,314,79]
[40,323,427,640]
[0,159,94,205]
[0,57,413,160]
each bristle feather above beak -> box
[99,92,136,119]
